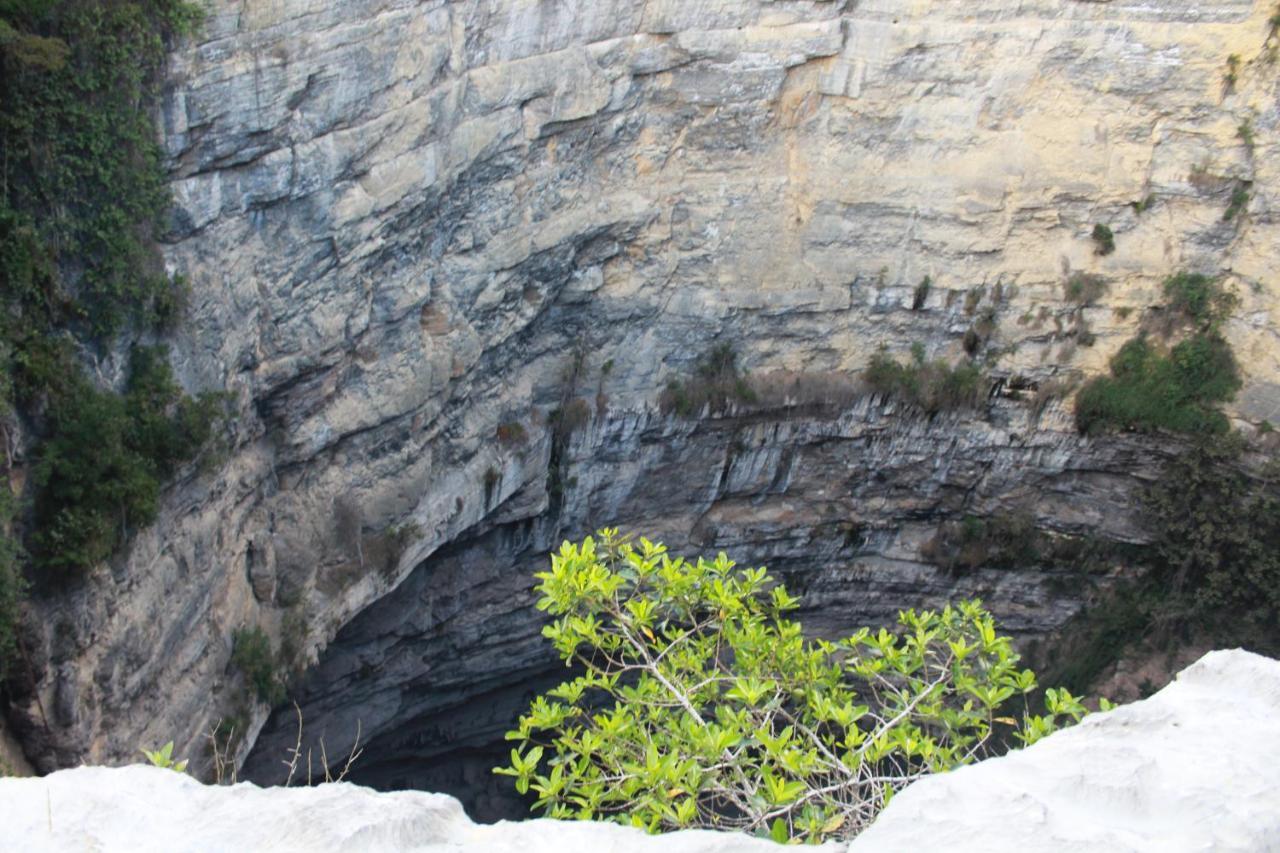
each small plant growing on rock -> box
[497,532,1096,843]
[1237,119,1256,151]
[1065,272,1108,306]
[1162,272,1237,327]
[1223,184,1250,221]
[660,343,757,417]
[231,626,285,706]
[1223,54,1241,93]
[141,742,188,773]
[1090,224,1115,256]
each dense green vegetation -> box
[32,346,225,572]
[1074,273,1240,436]
[1074,333,1240,435]
[0,1,214,672]
[497,533,1094,842]
[1044,440,1280,694]
[1161,272,1237,326]
[864,343,987,414]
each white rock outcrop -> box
[852,648,1280,852]
[2,649,1276,852]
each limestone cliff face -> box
[7,0,1278,796]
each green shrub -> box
[1146,442,1280,640]
[0,0,203,338]
[231,626,285,706]
[1223,185,1249,222]
[660,343,757,417]
[864,346,987,414]
[1064,272,1108,306]
[920,512,1116,576]
[1042,443,1280,694]
[31,346,227,572]
[1130,194,1156,215]
[496,532,1095,843]
[1074,333,1240,436]
[1090,224,1115,256]
[1161,272,1237,327]
[921,513,1039,574]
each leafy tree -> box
[496,532,1095,843]
[1146,440,1280,640]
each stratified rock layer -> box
[2,650,1276,852]
[6,0,1278,790]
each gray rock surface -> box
[6,0,1278,797]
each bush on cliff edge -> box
[496,531,1097,844]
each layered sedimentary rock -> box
[6,0,1279,803]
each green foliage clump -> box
[231,626,286,707]
[1146,441,1280,640]
[1043,442,1280,694]
[496,532,1095,843]
[1,0,203,338]
[922,513,1036,574]
[1074,333,1240,436]
[1090,224,1115,256]
[1161,272,1237,327]
[1237,119,1256,151]
[864,344,987,414]
[0,2,217,580]
[1223,184,1250,222]
[31,346,226,572]
[660,343,757,417]
[141,741,188,773]
[1223,54,1240,92]
[1130,194,1156,215]
[1064,272,1108,306]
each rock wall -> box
[6,0,1279,791]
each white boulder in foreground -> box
[853,649,1280,852]
[1,650,1277,852]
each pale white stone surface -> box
[853,649,1280,852]
[2,650,1276,852]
